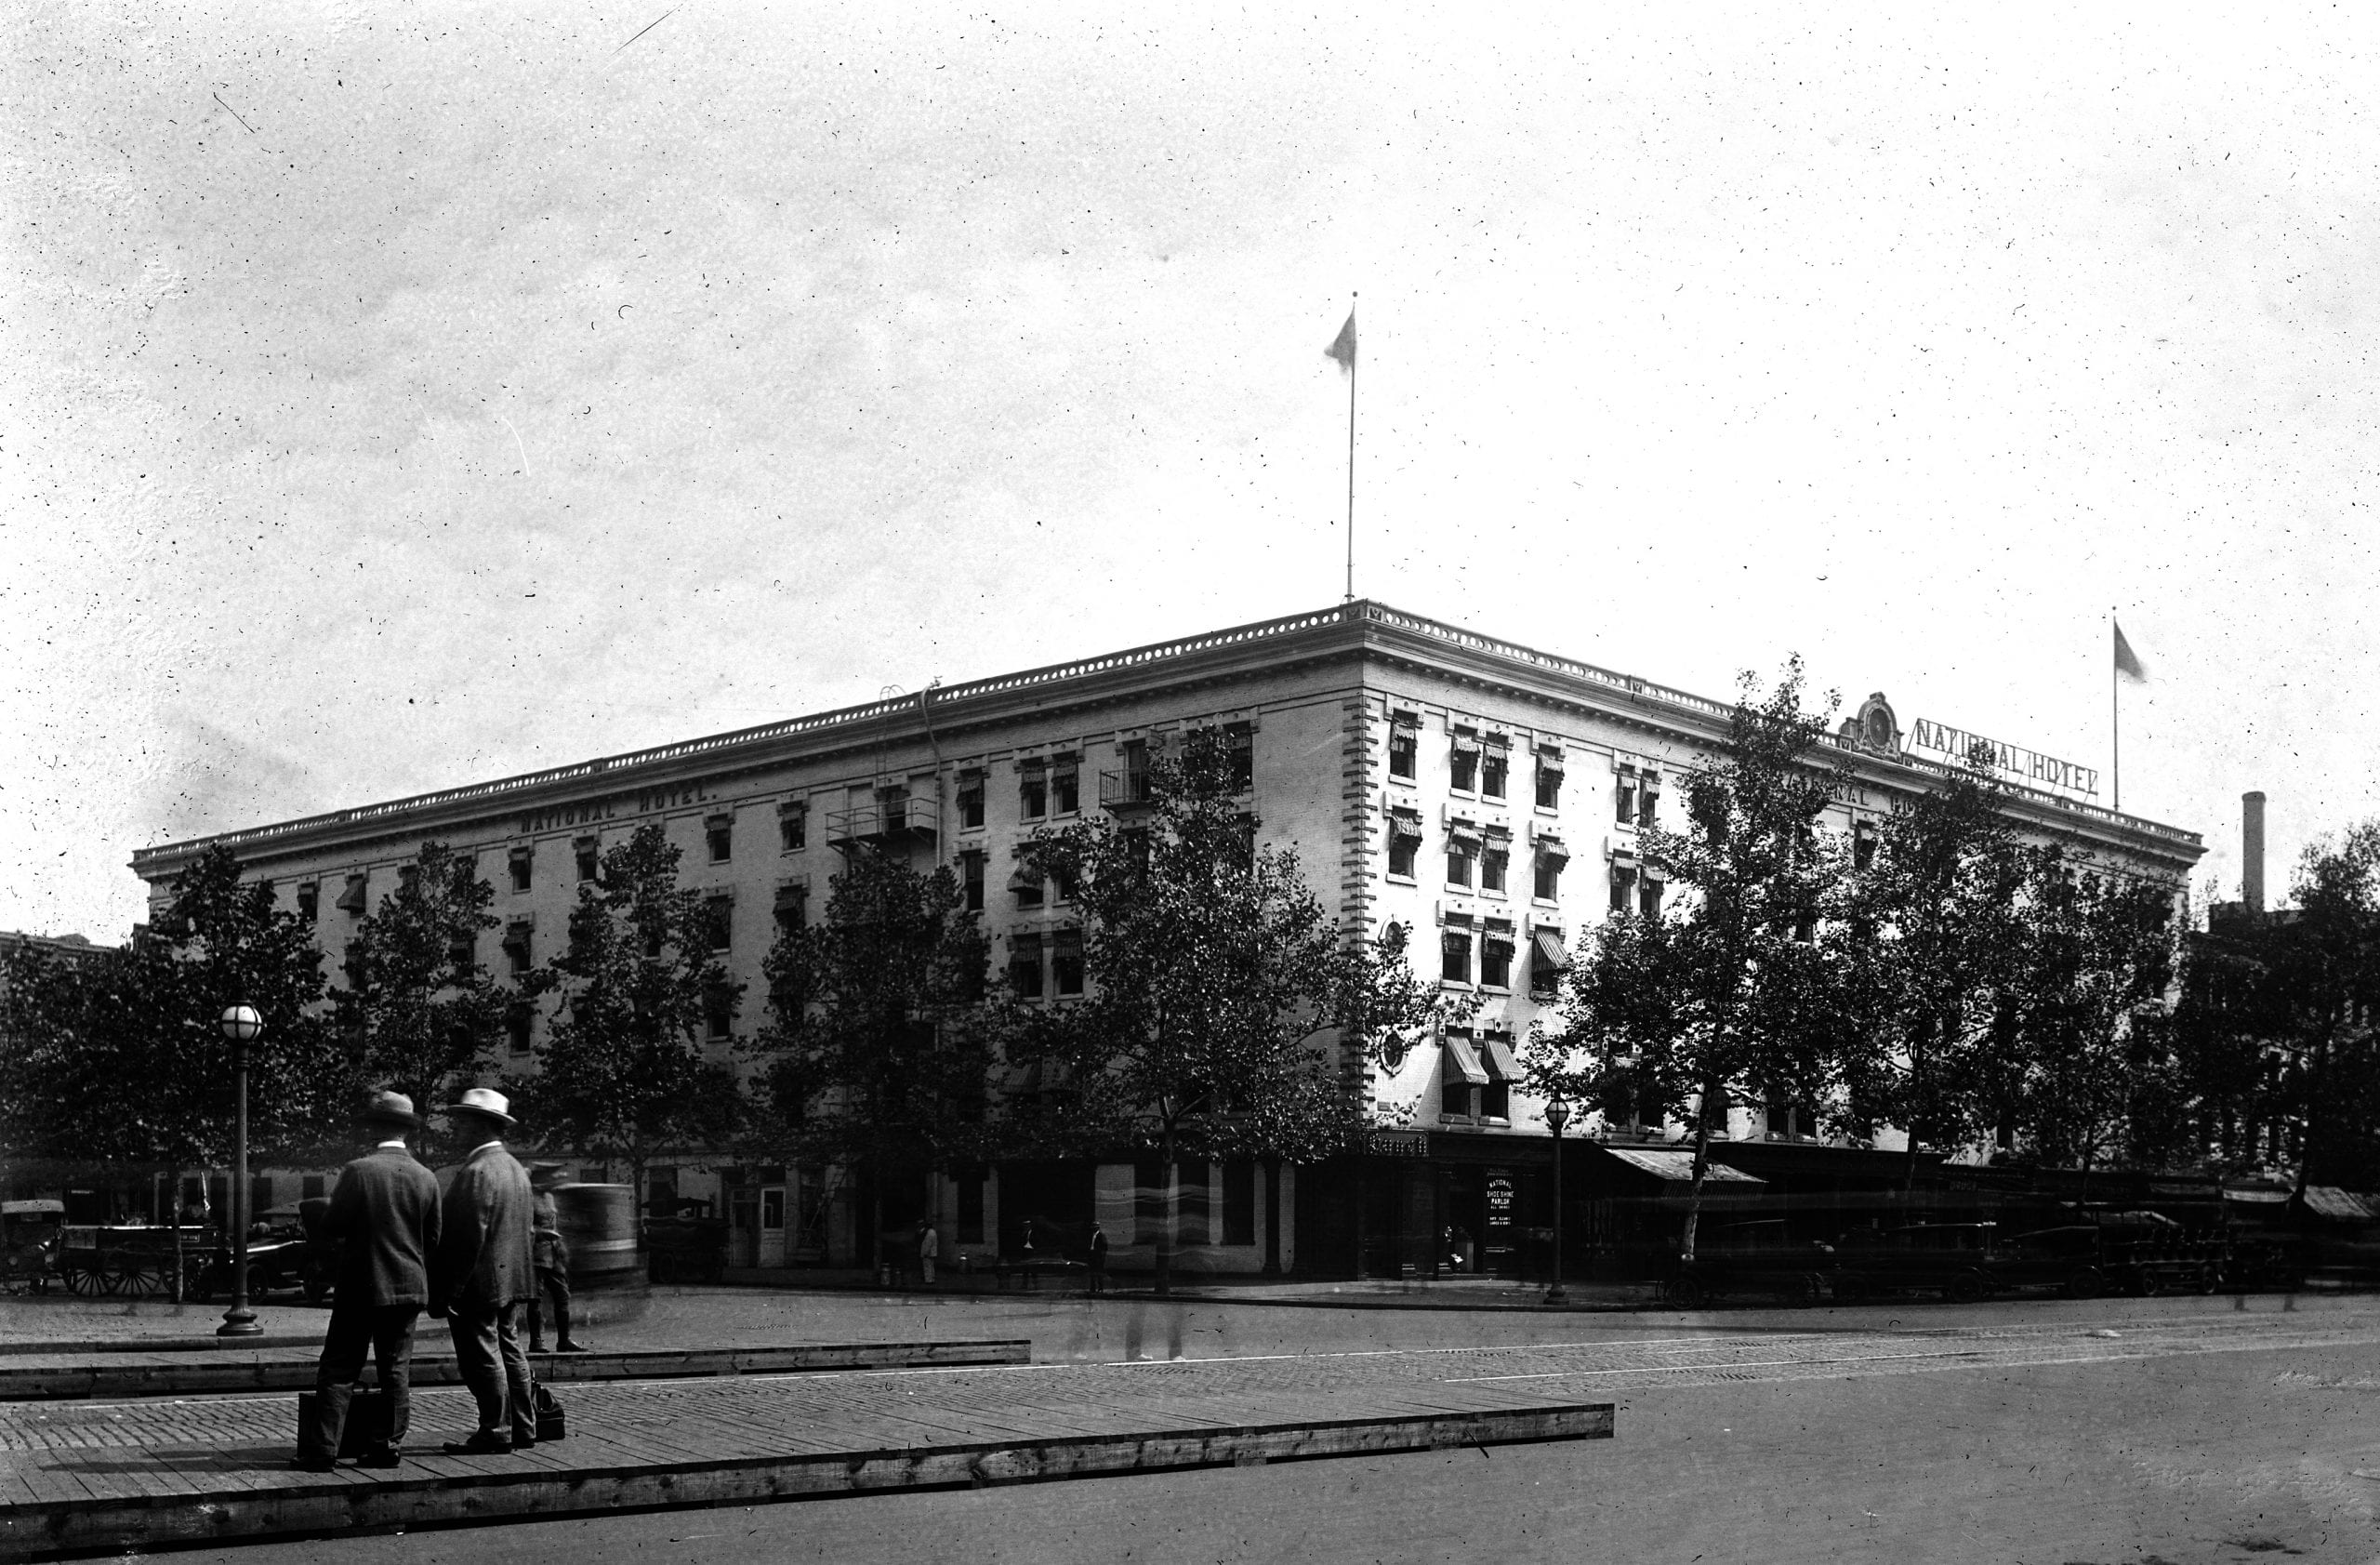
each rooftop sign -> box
[1906,718,2099,799]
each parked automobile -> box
[195,1207,317,1303]
[1664,1219,1837,1308]
[1831,1222,1999,1304]
[0,1200,65,1293]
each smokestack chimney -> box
[2242,791,2267,914]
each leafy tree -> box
[1016,728,1442,1293]
[522,824,746,1209]
[2003,851,2181,1182]
[331,842,510,1116]
[1,848,348,1293]
[750,843,994,1267]
[1834,755,2030,1187]
[1526,660,1845,1262]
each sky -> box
[7,2,2377,940]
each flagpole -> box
[2111,609,2121,814]
[1344,296,1357,603]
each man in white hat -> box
[299,1089,440,1471]
[430,1087,539,1454]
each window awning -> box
[1482,732,1511,752]
[774,882,807,909]
[1452,732,1481,755]
[1478,1034,1521,1081]
[1533,930,1571,973]
[1443,1035,1489,1085]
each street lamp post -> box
[1543,1100,1571,1306]
[218,1004,264,1338]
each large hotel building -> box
[132,602,2204,1279]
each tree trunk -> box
[1680,1093,1712,1264]
[1156,1123,1176,1297]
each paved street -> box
[10,1293,2377,1564]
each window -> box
[506,1007,531,1054]
[1640,875,1664,920]
[1446,837,1475,889]
[1388,827,1420,880]
[1535,849,1565,901]
[336,873,368,915]
[448,935,476,975]
[1051,862,1078,904]
[761,1187,785,1230]
[1535,749,1564,809]
[779,802,808,853]
[706,989,733,1041]
[1225,722,1253,791]
[1481,837,1510,895]
[706,815,733,864]
[1051,755,1079,815]
[774,883,807,935]
[705,895,733,952]
[957,774,985,829]
[1609,863,1637,916]
[508,850,533,893]
[1012,862,1043,909]
[1222,1160,1256,1246]
[1854,820,1879,870]
[575,838,600,883]
[1388,720,1418,781]
[297,883,319,922]
[1481,931,1514,989]
[1616,776,1638,826]
[1450,729,1479,792]
[1051,930,1084,996]
[1118,738,1153,802]
[503,922,533,975]
[343,940,366,989]
[1636,777,1659,829]
[960,852,985,914]
[1440,1035,1485,1119]
[1010,934,1044,999]
[1019,759,1048,821]
[1529,927,1568,997]
[1766,1102,1818,1140]
[1481,738,1508,800]
[1441,929,1472,984]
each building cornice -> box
[129,600,2203,879]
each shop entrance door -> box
[729,1187,760,1268]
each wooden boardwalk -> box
[0,1352,1614,1560]
[0,1340,1031,1400]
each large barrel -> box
[550,1183,647,1293]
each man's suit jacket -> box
[435,1143,536,1309]
[324,1145,443,1307]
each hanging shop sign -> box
[1906,719,2099,799]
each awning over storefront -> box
[1600,1147,1764,1185]
[1443,1035,1489,1085]
[2302,1186,2380,1220]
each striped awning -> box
[1477,1034,1522,1082]
[1443,1036,1489,1086]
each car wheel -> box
[2196,1264,2221,1295]
[1949,1269,1991,1305]
[2136,1268,2165,1297]
[2066,1267,2104,1300]
[1667,1276,1709,1309]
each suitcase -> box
[296,1387,391,1460]
[535,1383,566,1442]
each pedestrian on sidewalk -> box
[430,1088,539,1456]
[916,1218,938,1287]
[1087,1221,1109,1295]
[299,1090,441,1473]
[526,1166,587,1354]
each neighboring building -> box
[130,600,2205,1278]
[0,931,115,972]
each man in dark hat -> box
[431,1087,538,1455]
[300,1089,441,1472]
